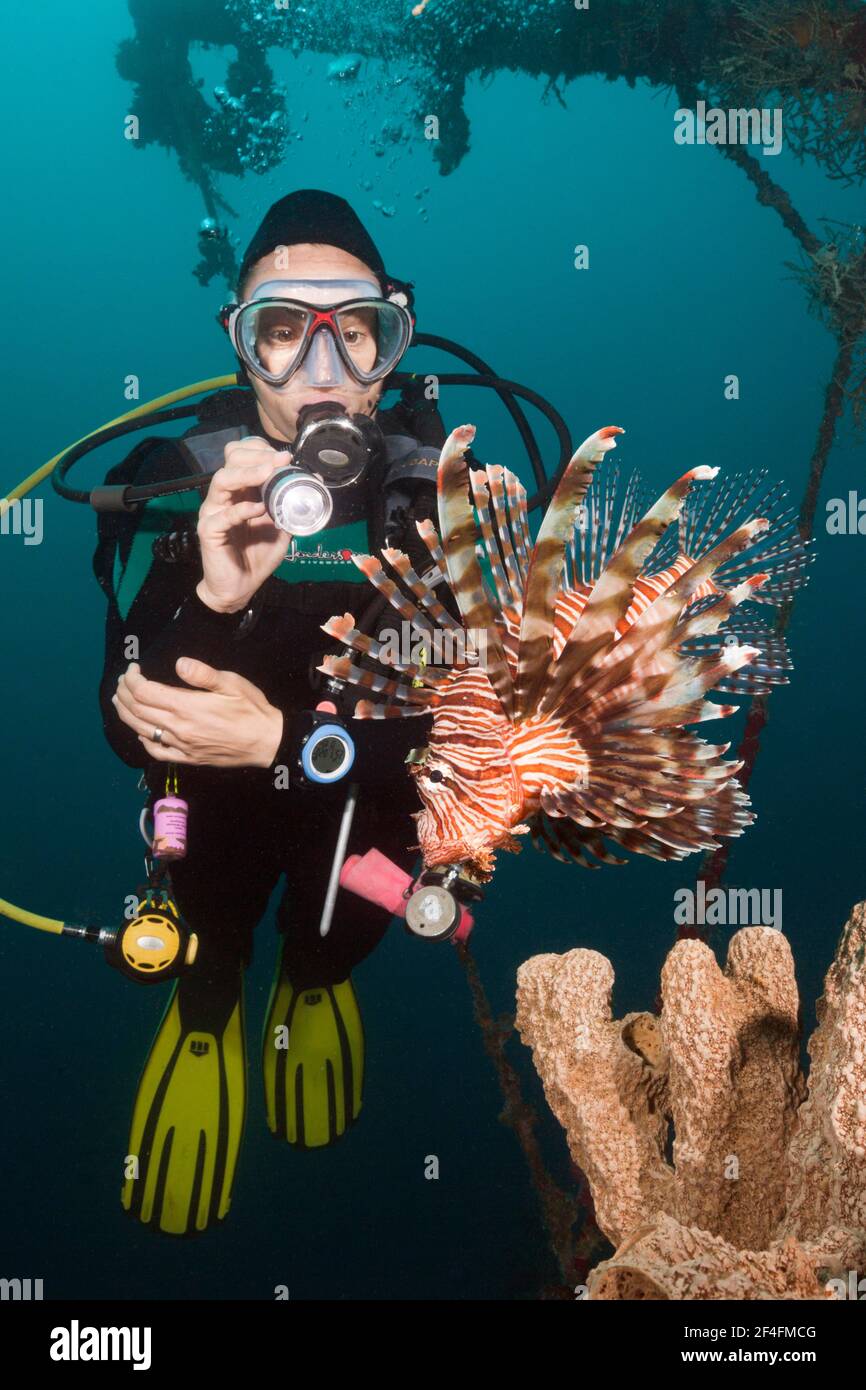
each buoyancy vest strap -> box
[177,424,253,475]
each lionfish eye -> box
[428,769,444,783]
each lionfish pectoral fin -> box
[659,467,814,605]
[681,605,794,697]
[541,465,720,718]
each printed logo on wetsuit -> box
[283,540,355,564]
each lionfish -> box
[319,424,810,881]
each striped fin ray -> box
[681,467,766,560]
[588,752,739,805]
[436,424,514,718]
[527,817,602,869]
[572,462,646,588]
[671,574,768,643]
[577,589,756,724]
[469,467,515,610]
[539,466,719,718]
[351,553,447,635]
[599,733,733,763]
[712,529,813,604]
[614,782,753,861]
[679,618,793,696]
[514,426,624,719]
[586,675,740,735]
[527,814,628,868]
[354,699,433,720]
[505,468,533,578]
[558,518,770,725]
[550,554,754,730]
[545,786,650,831]
[603,646,758,730]
[319,614,451,683]
[317,653,436,707]
[484,466,526,603]
[414,516,448,574]
[537,729,751,865]
[380,548,464,634]
[652,468,813,605]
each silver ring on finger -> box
[153,727,168,746]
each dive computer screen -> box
[311,734,347,774]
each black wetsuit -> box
[94,392,442,990]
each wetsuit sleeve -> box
[96,430,297,767]
[95,443,192,766]
[97,547,215,767]
[98,560,259,768]
[94,438,251,765]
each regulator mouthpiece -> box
[261,403,383,536]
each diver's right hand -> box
[196,438,293,614]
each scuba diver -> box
[0,183,567,1235]
[96,190,449,1234]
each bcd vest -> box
[103,416,442,620]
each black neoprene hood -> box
[238,188,408,301]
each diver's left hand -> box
[113,660,283,768]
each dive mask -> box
[220,278,413,388]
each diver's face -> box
[240,244,386,442]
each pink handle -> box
[340,848,474,941]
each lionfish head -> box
[407,670,524,882]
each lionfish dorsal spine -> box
[485,465,527,600]
[469,467,515,611]
[513,426,624,720]
[437,424,515,719]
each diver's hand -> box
[113,660,284,768]
[196,438,293,614]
